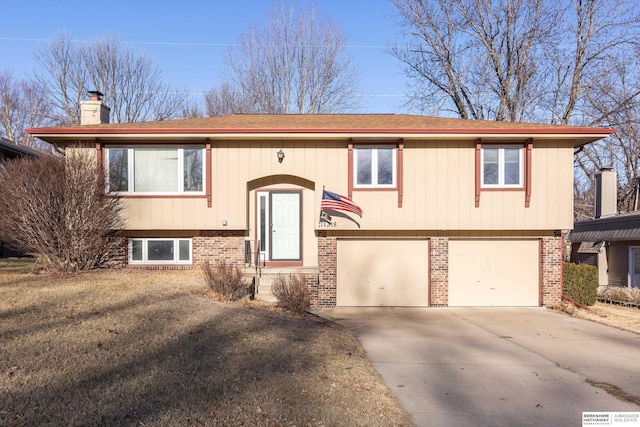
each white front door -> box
[271,191,300,261]
[267,191,301,261]
[630,247,640,288]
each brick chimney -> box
[80,91,110,125]
[594,167,617,218]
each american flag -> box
[321,189,363,217]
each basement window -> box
[128,238,192,264]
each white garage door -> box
[449,240,539,306]
[337,239,428,306]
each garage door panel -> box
[449,240,539,307]
[337,240,428,307]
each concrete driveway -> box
[326,307,640,427]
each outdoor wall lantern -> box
[277,149,285,163]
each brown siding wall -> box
[116,139,575,233]
[570,243,598,267]
[608,241,640,287]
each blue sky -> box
[0,0,413,114]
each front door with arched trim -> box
[257,190,301,261]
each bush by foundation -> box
[272,273,311,314]
[563,262,598,306]
[202,260,248,301]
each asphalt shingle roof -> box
[28,113,613,135]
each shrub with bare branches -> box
[202,259,248,301]
[599,286,640,304]
[272,273,311,314]
[0,151,123,271]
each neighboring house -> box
[0,137,39,164]
[569,168,640,288]
[0,137,40,257]
[27,94,613,307]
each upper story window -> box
[481,146,523,188]
[354,145,396,188]
[106,147,204,194]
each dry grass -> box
[0,258,37,275]
[0,265,412,426]
[556,301,640,335]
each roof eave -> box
[27,128,613,147]
[0,138,40,157]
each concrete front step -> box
[253,274,279,304]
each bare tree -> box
[204,83,252,116]
[547,0,640,125]
[0,151,124,271]
[0,70,51,147]
[34,33,189,125]
[391,0,640,217]
[573,59,640,217]
[389,0,557,121]
[180,96,206,119]
[390,0,640,124]
[562,1,640,217]
[205,1,360,115]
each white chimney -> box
[594,167,617,218]
[80,91,110,125]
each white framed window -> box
[354,145,396,188]
[128,238,192,264]
[481,146,523,188]
[106,147,204,194]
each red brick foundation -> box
[193,230,246,267]
[540,234,563,307]
[429,237,449,306]
[316,231,337,307]
[306,273,320,306]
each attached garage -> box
[337,239,429,306]
[448,240,540,306]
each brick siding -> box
[429,237,449,306]
[193,230,246,268]
[540,234,563,306]
[316,231,337,307]
[306,273,320,306]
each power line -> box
[0,36,387,49]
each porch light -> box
[277,149,285,163]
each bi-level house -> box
[28,94,613,307]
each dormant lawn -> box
[0,261,412,426]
